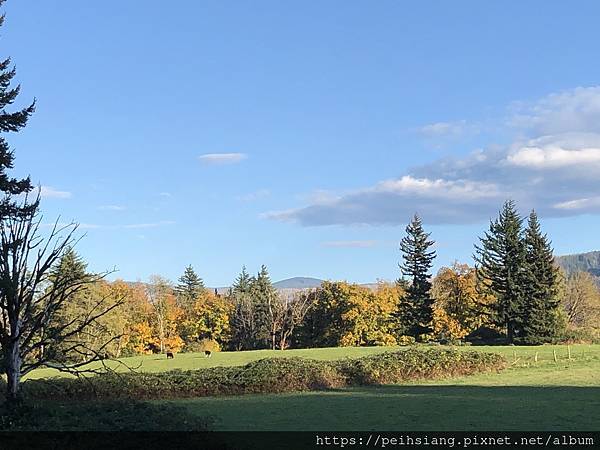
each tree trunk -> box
[507,321,515,343]
[4,340,22,404]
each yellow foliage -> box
[191,291,233,345]
[309,281,399,347]
[432,263,493,340]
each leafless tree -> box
[145,275,174,354]
[267,291,315,350]
[0,203,122,404]
[563,271,600,328]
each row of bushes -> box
[19,349,506,401]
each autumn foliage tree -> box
[431,263,494,341]
[145,275,183,354]
[190,290,232,350]
[298,281,399,348]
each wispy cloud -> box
[40,186,72,199]
[42,220,176,231]
[159,192,172,198]
[98,205,126,211]
[321,240,378,248]
[198,153,247,165]
[267,86,600,225]
[418,120,471,138]
[236,189,271,202]
[122,221,176,229]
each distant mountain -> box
[273,277,324,289]
[556,250,600,278]
[125,276,380,294]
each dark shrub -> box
[465,326,507,345]
[16,349,505,401]
[336,348,505,385]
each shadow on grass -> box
[186,385,600,431]
[0,399,214,432]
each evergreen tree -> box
[521,211,564,344]
[251,265,278,349]
[0,2,37,218]
[50,247,89,284]
[474,200,527,343]
[229,266,256,350]
[175,265,205,309]
[232,266,253,294]
[397,214,436,339]
[46,247,90,362]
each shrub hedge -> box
[17,348,505,401]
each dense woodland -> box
[44,205,600,362]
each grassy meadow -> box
[22,344,600,431]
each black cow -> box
[204,350,212,358]
[166,351,174,359]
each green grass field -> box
[25,343,599,378]
[25,344,600,431]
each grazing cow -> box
[166,351,174,359]
[204,350,212,358]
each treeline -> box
[47,200,600,361]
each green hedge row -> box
[20,349,505,401]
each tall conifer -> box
[474,200,527,343]
[0,2,37,218]
[229,266,256,350]
[251,265,277,348]
[397,214,436,339]
[521,211,563,343]
[175,265,204,310]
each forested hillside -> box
[557,251,600,278]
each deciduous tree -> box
[563,271,600,329]
[432,263,493,340]
[0,215,120,404]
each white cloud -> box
[507,145,600,169]
[375,176,499,200]
[509,87,600,135]
[159,192,172,198]
[198,153,247,165]
[553,197,600,210]
[267,86,600,225]
[40,186,71,199]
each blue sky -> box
[3,1,600,286]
